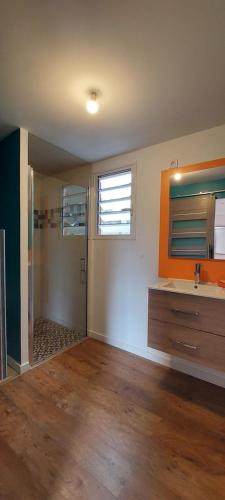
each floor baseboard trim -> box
[7,355,30,374]
[88,330,225,388]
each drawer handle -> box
[171,308,199,317]
[172,339,199,351]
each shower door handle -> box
[80,258,87,284]
[0,230,7,380]
[80,258,86,272]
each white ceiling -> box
[0,0,225,163]
[28,134,87,174]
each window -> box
[62,184,87,236]
[96,167,135,237]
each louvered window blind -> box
[96,169,133,236]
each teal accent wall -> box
[170,178,225,198]
[0,130,21,363]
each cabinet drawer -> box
[148,319,225,371]
[149,289,225,337]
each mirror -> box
[169,165,225,260]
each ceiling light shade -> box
[86,91,99,114]
[174,172,182,181]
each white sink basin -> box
[150,278,225,300]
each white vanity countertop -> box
[149,278,225,300]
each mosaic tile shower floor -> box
[33,318,84,364]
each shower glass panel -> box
[31,170,88,364]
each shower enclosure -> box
[28,167,88,364]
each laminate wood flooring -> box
[0,338,225,499]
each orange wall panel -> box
[159,157,225,283]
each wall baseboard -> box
[88,330,225,389]
[7,355,30,375]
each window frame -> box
[93,164,136,240]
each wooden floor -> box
[1,339,225,499]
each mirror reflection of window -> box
[168,165,225,261]
[62,185,87,236]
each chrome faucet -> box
[194,263,201,286]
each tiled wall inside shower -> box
[34,208,62,229]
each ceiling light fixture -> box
[86,91,99,114]
[174,172,182,181]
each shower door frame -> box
[28,166,89,365]
[28,165,34,365]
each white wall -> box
[56,164,92,188]
[88,124,225,386]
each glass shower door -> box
[30,170,88,364]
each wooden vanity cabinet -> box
[148,289,225,372]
